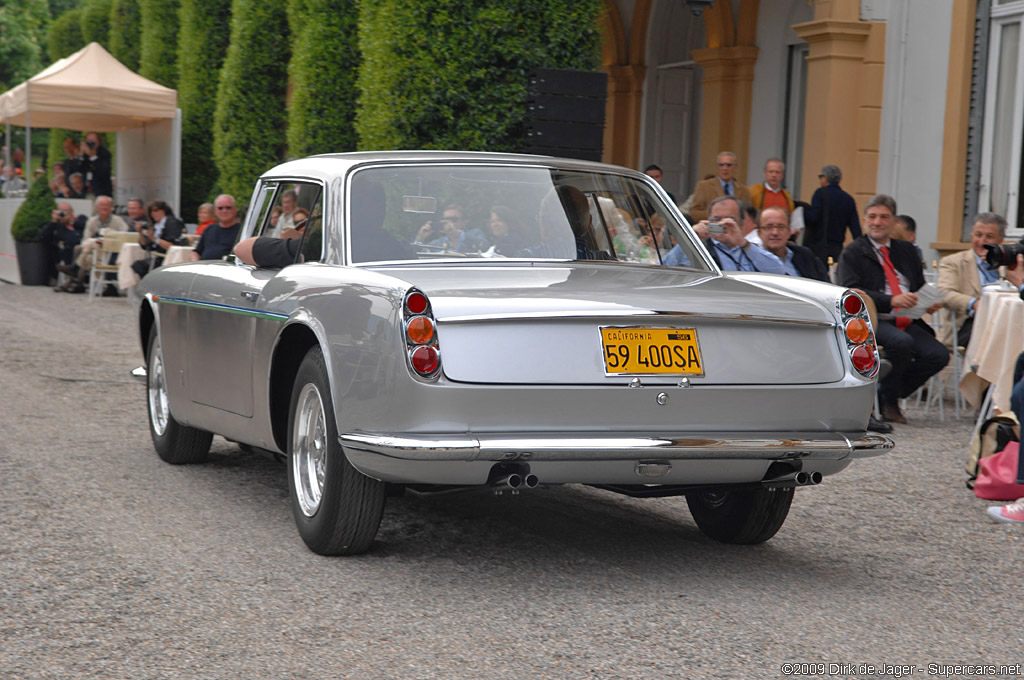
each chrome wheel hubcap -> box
[148,340,169,436]
[293,383,328,517]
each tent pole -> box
[24,111,30,181]
[4,122,9,170]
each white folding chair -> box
[88,231,137,300]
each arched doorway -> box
[640,2,705,202]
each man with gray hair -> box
[57,195,129,293]
[838,194,948,423]
[688,151,751,221]
[805,164,860,267]
[937,212,1008,348]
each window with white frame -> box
[980,0,1024,237]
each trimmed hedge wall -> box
[0,0,48,92]
[108,0,143,71]
[139,0,179,87]
[212,0,289,202]
[177,0,232,218]
[285,0,358,157]
[81,0,112,45]
[47,7,86,61]
[356,0,602,151]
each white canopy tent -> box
[0,42,182,213]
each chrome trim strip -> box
[155,296,289,321]
[437,309,835,327]
[340,432,893,462]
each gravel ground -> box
[1,282,1022,680]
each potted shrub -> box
[10,177,56,285]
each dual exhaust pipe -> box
[764,470,823,488]
[491,472,539,494]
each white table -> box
[118,243,195,290]
[959,286,1024,415]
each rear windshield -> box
[346,164,711,271]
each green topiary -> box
[10,177,56,243]
[355,0,602,152]
[81,0,112,44]
[108,0,142,71]
[212,0,289,202]
[177,0,232,219]
[47,7,86,61]
[139,0,179,88]
[285,0,358,157]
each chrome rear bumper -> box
[340,431,893,462]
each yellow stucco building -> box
[600,0,1023,260]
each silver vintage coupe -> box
[136,151,892,555]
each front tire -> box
[288,346,386,555]
[686,486,794,544]
[147,327,213,464]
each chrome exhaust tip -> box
[523,474,539,489]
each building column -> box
[603,64,646,168]
[793,16,886,210]
[690,45,759,179]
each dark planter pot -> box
[15,241,51,286]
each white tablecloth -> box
[959,286,1024,414]
[118,244,195,290]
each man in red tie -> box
[838,194,949,423]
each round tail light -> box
[843,293,864,315]
[850,345,876,374]
[406,291,429,315]
[410,345,439,375]
[406,316,434,344]
[845,318,871,344]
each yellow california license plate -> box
[600,327,705,376]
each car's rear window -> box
[346,164,711,271]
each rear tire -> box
[686,486,793,544]
[288,346,386,555]
[147,327,213,464]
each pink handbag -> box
[973,442,1024,501]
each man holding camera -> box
[681,195,786,273]
[415,203,489,253]
[937,212,1007,348]
[40,202,86,284]
[79,132,112,198]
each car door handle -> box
[240,291,259,301]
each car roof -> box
[260,151,644,183]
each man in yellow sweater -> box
[749,157,795,215]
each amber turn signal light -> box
[406,316,434,344]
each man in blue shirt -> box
[757,206,829,281]
[690,195,786,274]
[192,194,242,261]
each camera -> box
[86,140,97,150]
[707,217,726,235]
[58,210,67,218]
[983,240,1024,269]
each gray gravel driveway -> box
[1,283,1021,679]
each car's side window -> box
[254,181,324,266]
